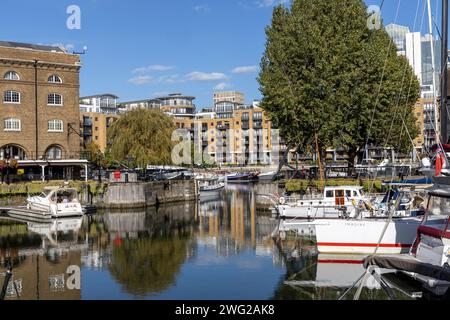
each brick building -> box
[0,41,87,181]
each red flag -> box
[435,148,445,176]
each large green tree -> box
[258,0,420,167]
[107,109,176,167]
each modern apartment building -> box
[80,94,122,114]
[157,93,196,120]
[0,41,87,180]
[80,112,120,152]
[213,91,245,105]
[194,101,277,166]
[118,98,161,112]
[385,23,410,55]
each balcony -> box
[216,124,230,130]
[253,122,263,129]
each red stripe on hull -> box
[317,259,363,264]
[317,242,411,248]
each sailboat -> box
[357,0,450,300]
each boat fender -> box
[279,197,286,205]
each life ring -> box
[279,197,286,205]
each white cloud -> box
[214,82,231,90]
[133,65,175,73]
[128,75,154,85]
[186,71,227,81]
[256,0,288,8]
[232,66,258,74]
[193,5,210,12]
[158,74,182,84]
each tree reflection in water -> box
[109,235,193,296]
[107,203,197,297]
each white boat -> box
[26,186,84,218]
[363,181,450,298]
[312,217,425,254]
[258,170,278,181]
[197,178,225,200]
[276,186,366,219]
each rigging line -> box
[363,0,402,161]
[382,0,423,150]
[387,0,426,161]
[367,0,423,193]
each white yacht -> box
[25,186,84,218]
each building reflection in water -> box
[197,184,280,261]
[0,184,296,300]
[0,216,84,300]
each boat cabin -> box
[322,186,364,206]
[40,187,79,204]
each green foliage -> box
[107,109,176,167]
[0,181,102,197]
[285,178,385,193]
[258,0,420,163]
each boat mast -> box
[427,0,438,151]
[441,0,448,144]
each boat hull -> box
[314,218,422,254]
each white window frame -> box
[48,74,62,83]
[4,118,21,132]
[48,120,64,132]
[48,93,63,106]
[45,146,63,160]
[4,71,20,81]
[3,91,21,104]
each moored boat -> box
[25,186,84,218]
[198,177,225,200]
[226,172,258,183]
[275,186,366,219]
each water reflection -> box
[0,185,410,300]
[0,216,84,300]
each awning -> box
[364,254,450,282]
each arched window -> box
[48,93,63,106]
[4,118,21,131]
[4,71,20,80]
[48,120,64,132]
[45,145,63,160]
[48,74,62,83]
[0,145,27,160]
[3,91,20,103]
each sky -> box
[0,0,445,108]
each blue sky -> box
[0,0,444,108]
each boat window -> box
[346,190,352,197]
[427,195,450,216]
[56,190,78,203]
[353,191,359,197]
[326,190,334,198]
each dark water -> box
[0,184,409,300]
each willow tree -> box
[258,0,420,168]
[107,109,176,167]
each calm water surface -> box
[0,184,409,300]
